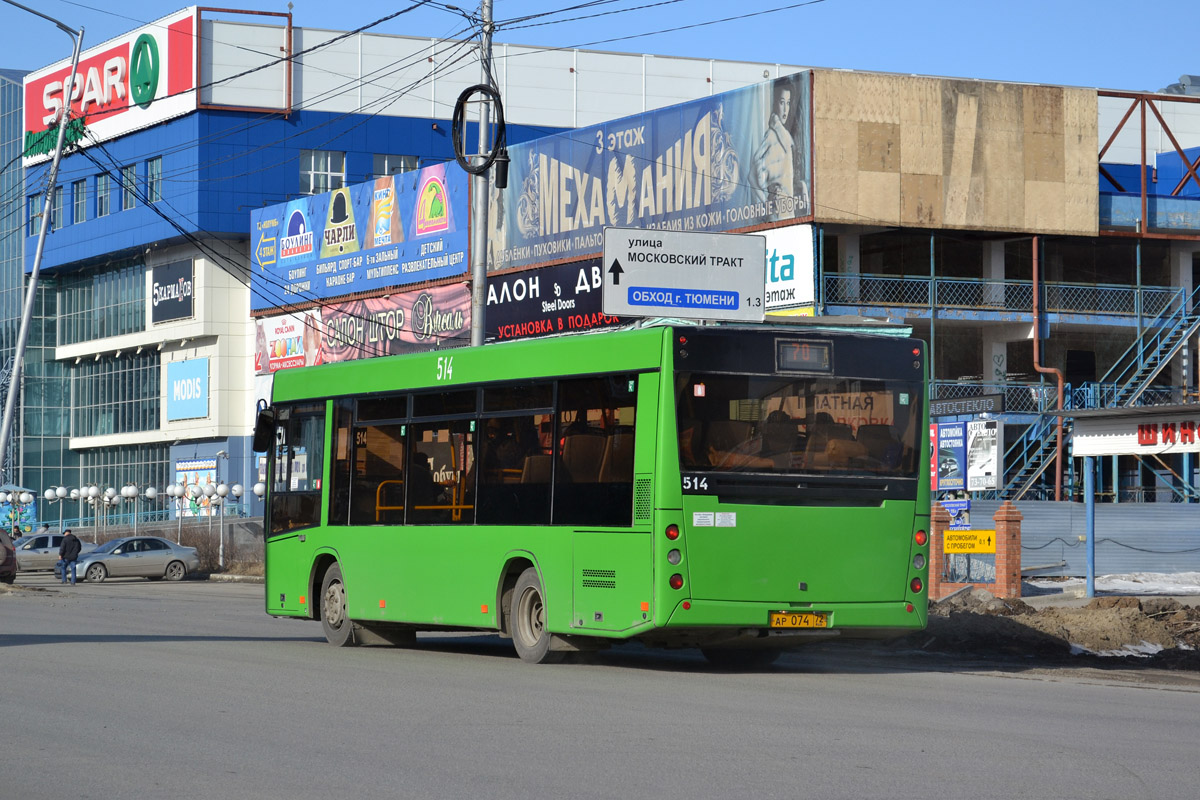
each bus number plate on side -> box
[682,475,711,493]
[769,611,828,629]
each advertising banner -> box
[762,223,815,311]
[488,72,811,272]
[23,8,197,166]
[936,422,967,492]
[254,283,471,374]
[166,358,209,421]
[485,259,625,341]
[966,419,1002,491]
[151,259,194,323]
[174,458,218,517]
[250,163,468,311]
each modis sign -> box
[23,7,196,166]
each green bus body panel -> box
[263,325,931,643]
[679,499,918,604]
[270,327,668,402]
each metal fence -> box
[824,274,1182,317]
[970,499,1200,577]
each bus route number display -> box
[776,339,832,373]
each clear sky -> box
[1,0,1194,93]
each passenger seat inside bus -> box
[598,425,635,483]
[561,432,606,483]
[856,424,899,464]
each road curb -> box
[202,573,265,584]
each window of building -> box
[121,165,136,210]
[51,185,64,231]
[372,154,419,178]
[300,149,345,195]
[73,179,86,223]
[58,259,146,345]
[146,157,162,203]
[96,173,110,217]
[72,351,161,437]
[28,196,42,236]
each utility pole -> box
[469,0,494,347]
[0,0,83,480]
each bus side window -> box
[349,422,407,525]
[329,401,352,526]
[553,375,637,527]
[477,413,551,525]
[268,404,325,537]
[407,421,475,525]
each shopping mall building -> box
[5,6,806,523]
[7,7,1200,530]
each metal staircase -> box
[1096,286,1200,407]
[996,286,1200,500]
[997,415,1072,500]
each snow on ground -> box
[1024,572,1200,596]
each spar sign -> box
[22,7,197,166]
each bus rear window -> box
[676,373,921,477]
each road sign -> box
[943,530,997,554]
[602,228,766,322]
[940,499,971,530]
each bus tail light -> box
[913,554,926,570]
[910,577,923,594]
[665,524,680,540]
[914,529,927,546]
[669,574,684,590]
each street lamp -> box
[43,486,71,531]
[215,482,229,569]
[0,1,82,480]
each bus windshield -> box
[676,372,922,478]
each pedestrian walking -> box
[59,528,81,585]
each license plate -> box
[769,611,828,629]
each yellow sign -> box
[943,530,996,554]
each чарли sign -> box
[152,259,194,323]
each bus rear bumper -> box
[649,598,927,648]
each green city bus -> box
[257,323,930,666]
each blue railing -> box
[824,274,1182,317]
[1095,285,1200,406]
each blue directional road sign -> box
[602,228,766,322]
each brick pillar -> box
[992,501,1023,599]
[929,501,951,600]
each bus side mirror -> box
[252,405,276,453]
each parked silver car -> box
[15,533,96,571]
[69,536,200,583]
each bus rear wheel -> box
[511,567,562,664]
[320,564,356,647]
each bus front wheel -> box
[320,564,356,647]
[511,567,562,664]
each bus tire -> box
[511,567,562,664]
[320,563,357,647]
[700,648,781,670]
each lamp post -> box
[86,486,100,542]
[166,483,185,542]
[103,487,116,535]
[121,483,138,535]
[215,482,230,569]
[43,486,71,531]
[0,1,82,480]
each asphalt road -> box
[3,573,1199,800]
